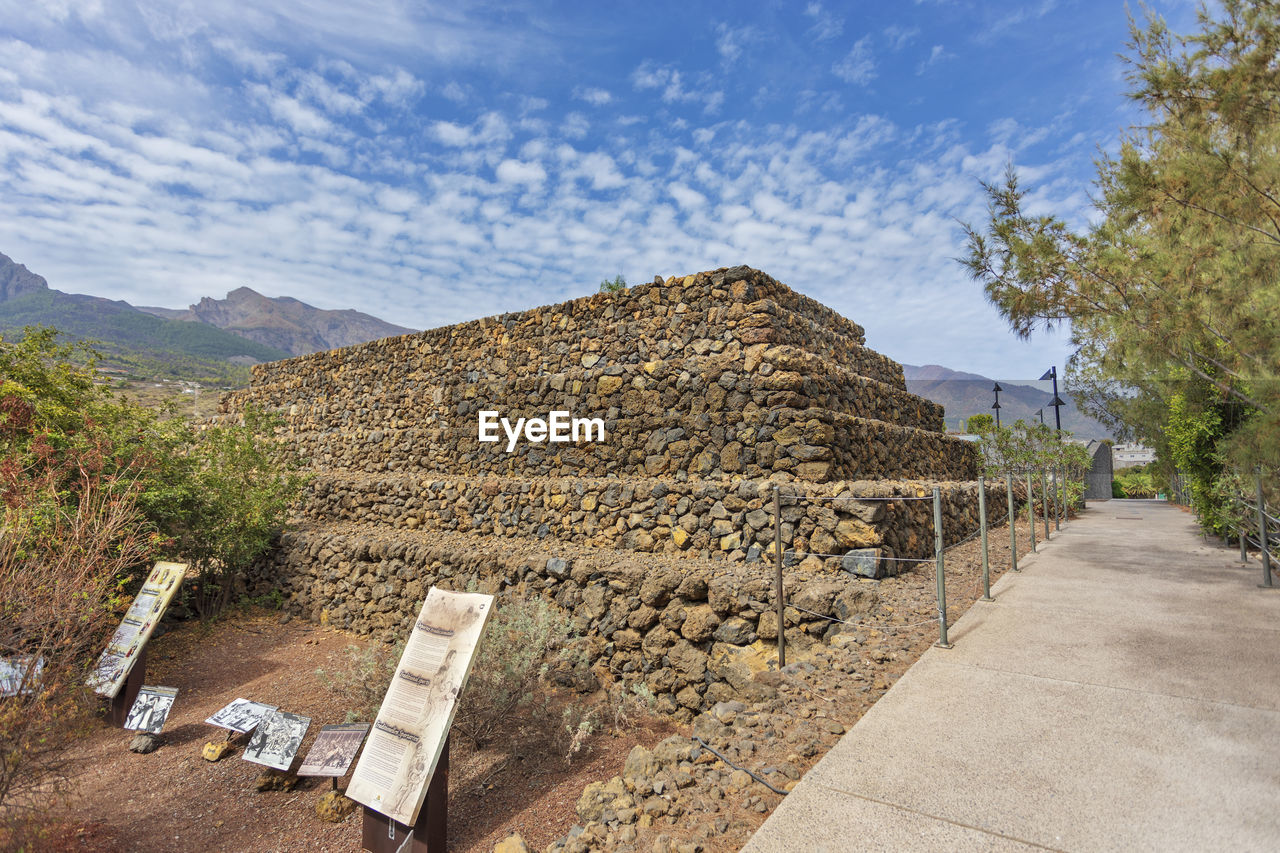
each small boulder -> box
[201,740,234,762]
[623,745,660,784]
[316,790,359,823]
[129,733,162,754]
[493,831,531,853]
[680,605,720,642]
[255,769,300,792]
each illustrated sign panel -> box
[88,561,186,697]
[205,698,277,734]
[123,686,178,733]
[346,587,492,825]
[298,723,371,777]
[243,709,312,771]
[0,653,44,696]
[0,656,43,697]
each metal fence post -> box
[979,476,992,601]
[1240,496,1249,564]
[1257,470,1273,589]
[1041,469,1050,540]
[933,487,952,648]
[1007,472,1019,572]
[1054,467,1062,531]
[773,485,787,666]
[1027,472,1037,553]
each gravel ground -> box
[48,513,1047,852]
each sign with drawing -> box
[88,561,186,698]
[346,587,492,825]
[123,686,178,734]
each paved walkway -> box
[743,500,1280,852]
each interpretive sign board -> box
[88,561,186,698]
[123,686,178,733]
[243,709,311,771]
[298,723,371,777]
[347,587,492,825]
[0,655,43,697]
[205,698,277,734]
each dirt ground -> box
[44,513,1048,853]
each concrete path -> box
[742,500,1280,852]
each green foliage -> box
[966,413,995,435]
[976,420,1093,510]
[1,326,303,613]
[0,290,287,383]
[961,1,1280,531]
[317,641,405,723]
[453,594,574,749]
[139,406,305,618]
[598,274,627,293]
[1114,463,1159,499]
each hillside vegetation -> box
[0,289,289,384]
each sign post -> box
[347,587,492,850]
[361,737,449,853]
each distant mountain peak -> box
[0,252,50,302]
[154,285,417,356]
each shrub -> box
[141,406,306,619]
[453,595,574,749]
[0,466,156,838]
[317,640,405,723]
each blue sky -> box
[0,0,1201,378]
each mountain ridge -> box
[135,285,416,356]
[903,362,1109,438]
[0,253,417,381]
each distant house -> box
[1113,443,1156,469]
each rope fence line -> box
[788,604,940,632]
[772,549,934,563]
[692,736,791,796]
[768,466,1081,657]
[778,494,936,504]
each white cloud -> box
[573,86,612,106]
[630,60,724,114]
[668,182,707,210]
[832,37,876,86]
[714,24,758,63]
[440,81,467,103]
[883,25,919,51]
[916,44,953,75]
[248,84,334,136]
[0,4,1094,377]
[495,158,546,186]
[804,3,843,42]
[561,112,589,139]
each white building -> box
[1113,443,1156,469]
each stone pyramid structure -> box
[227,266,988,714]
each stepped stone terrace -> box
[227,266,990,715]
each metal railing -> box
[1230,469,1277,589]
[769,466,1078,658]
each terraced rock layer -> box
[231,266,987,714]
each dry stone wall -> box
[231,266,994,716]
[250,480,1007,715]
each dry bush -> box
[0,468,155,840]
[452,594,574,749]
[317,640,405,723]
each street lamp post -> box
[1040,367,1065,433]
[992,382,1003,428]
